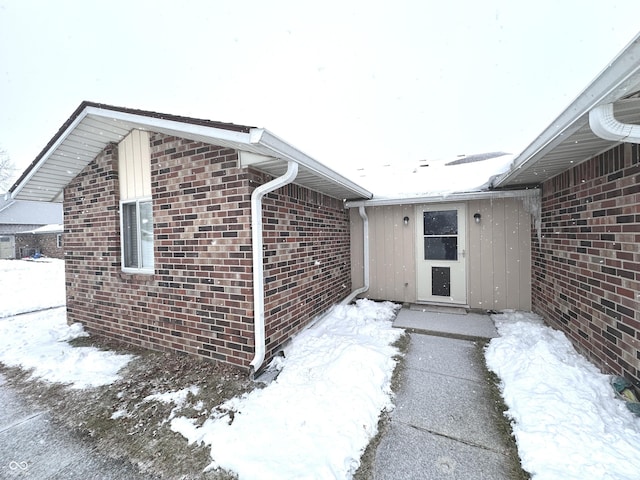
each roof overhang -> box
[345,188,539,208]
[493,32,640,188]
[9,102,372,203]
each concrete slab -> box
[403,334,482,382]
[394,308,498,340]
[393,368,506,452]
[374,421,512,480]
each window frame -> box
[120,197,154,274]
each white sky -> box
[1,0,640,182]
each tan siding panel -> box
[353,198,531,310]
[492,200,508,308]
[518,203,532,310]
[467,200,483,308]
[365,205,415,303]
[118,130,151,200]
[460,198,531,310]
[350,208,365,289]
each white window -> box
[118,130,153,274]
[56,234,62,248]
[121,198,154,272]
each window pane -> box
[139,201,154,269]
[123,203,138,268]
[424,237,458,260]
[424,210,457,235]
[432,266,451,296]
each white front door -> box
[416,204,467,304]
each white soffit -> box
[11,104,371,202]
[497,98,640,187]
[495,32,640,188]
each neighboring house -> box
[0,198,63,259]
[15,224,64,259]
[8,102,371,376]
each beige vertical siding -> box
[351,205,416,303]
[118,130,151,200]
[350,209,365,289]
[350,197,531,310]
[467,198,531,310]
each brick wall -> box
[14,233,38,258]
[259,176,351,360]
[64,132,352,370]
[532,143,640,384]
[15,232,63,259]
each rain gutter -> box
[249,128,372,199]
[249,160,299,378]
[340,206,369,305]
[345,189,536,208]
[589,103,640,143]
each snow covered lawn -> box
[0,308,133,388]
[0,259,133,388]
[486,311,640,480]
[0,258,65,317]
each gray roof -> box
[0,198,62,226]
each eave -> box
[494,32,640,188]
[9,102,372,203]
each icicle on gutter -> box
[522,189,542,241]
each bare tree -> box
[0,147,16,192]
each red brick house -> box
[491,33,640,385]
[0,198,63,259]
[9,102,371,375]
[14,224,64,259]
[9,34,640,387]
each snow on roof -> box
[347,152,515,201]
[20,223,64,234]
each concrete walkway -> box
[372,307,517,479]
[0,373,155,479]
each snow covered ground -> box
[171,300,403,479]
[2,259,640,479]
[0,259,132,388]
[486,311,640,480]
[0,258,65,317]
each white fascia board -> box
[84,106,253,145]
[494,32,640,188]
[10,109,91,200]
[252,128,373,200]
[345,189,538,208]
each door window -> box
[423,210,458,261]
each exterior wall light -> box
[403,216,409,225]
[474,213,482,224]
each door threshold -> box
[409,303,469,315]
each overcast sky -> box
[1,0,640,184]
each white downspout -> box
[341,205,370,305]
[589,103,640,143]
[249,161,299,378]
